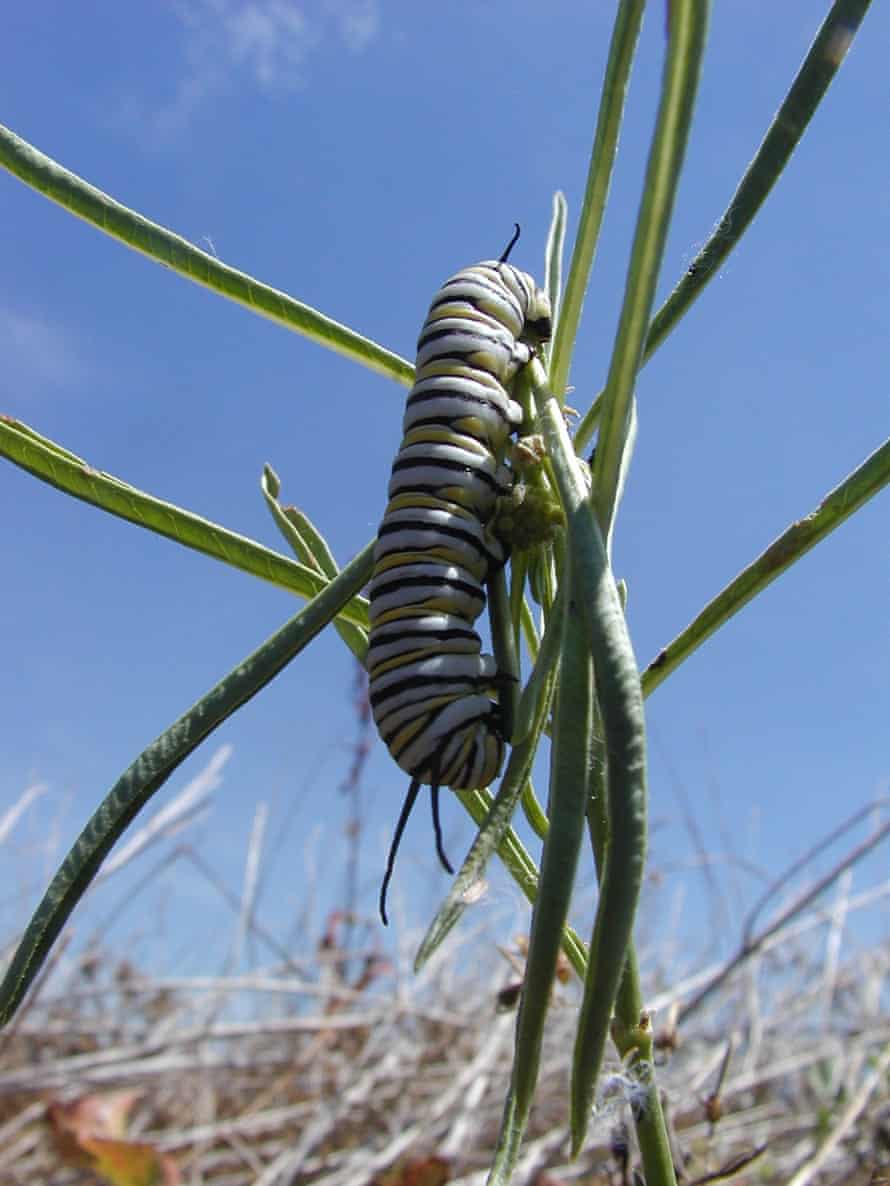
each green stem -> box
[611,948,676,1182]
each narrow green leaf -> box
[519,779,549,844]
[548,0,646,406]
[490,588,593,1185]
[260,464,368,661]
[283,503,346,584]
[1,417,371,627]
[0,544,372,1027]
[538,387,648,1155]
[642,437,890,698]
[518,593,540,661]
[261,463,313,559]
[513,588,564,745]
[0,123,414,386]
[574,0,874,452]
[0,417,88,465]
[543,190,567,339]
[509,551,530,647]
[489,565,519,744]
[487,1093,525,1186]
[646,0,872,367]
[591,0,708,540]
[587,708,677,1186]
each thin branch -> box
[678,811,890,1025]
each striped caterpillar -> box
[368,230,552,922]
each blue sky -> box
[2,3,888,977]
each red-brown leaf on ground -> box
[48,1088,142,1141]
[83,1135,180,1186]
[46,1089,179,1185]
[372,1153,451,1186]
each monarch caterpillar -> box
[369,228,552,923]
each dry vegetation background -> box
[1,697,888,1185]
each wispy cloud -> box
[1,307,86,394]
[144,0,379,139]
[326,0,378,52]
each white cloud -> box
[0,308,86,393]
[325,0,378,52]
[224,2,317,85]
[147,0,379,137]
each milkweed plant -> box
[0,3,885,1185]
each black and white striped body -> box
[368,259,551,795]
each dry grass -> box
[0,773,888,1186]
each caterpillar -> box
[368,228,552,923]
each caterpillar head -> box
[497,223,552,346]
